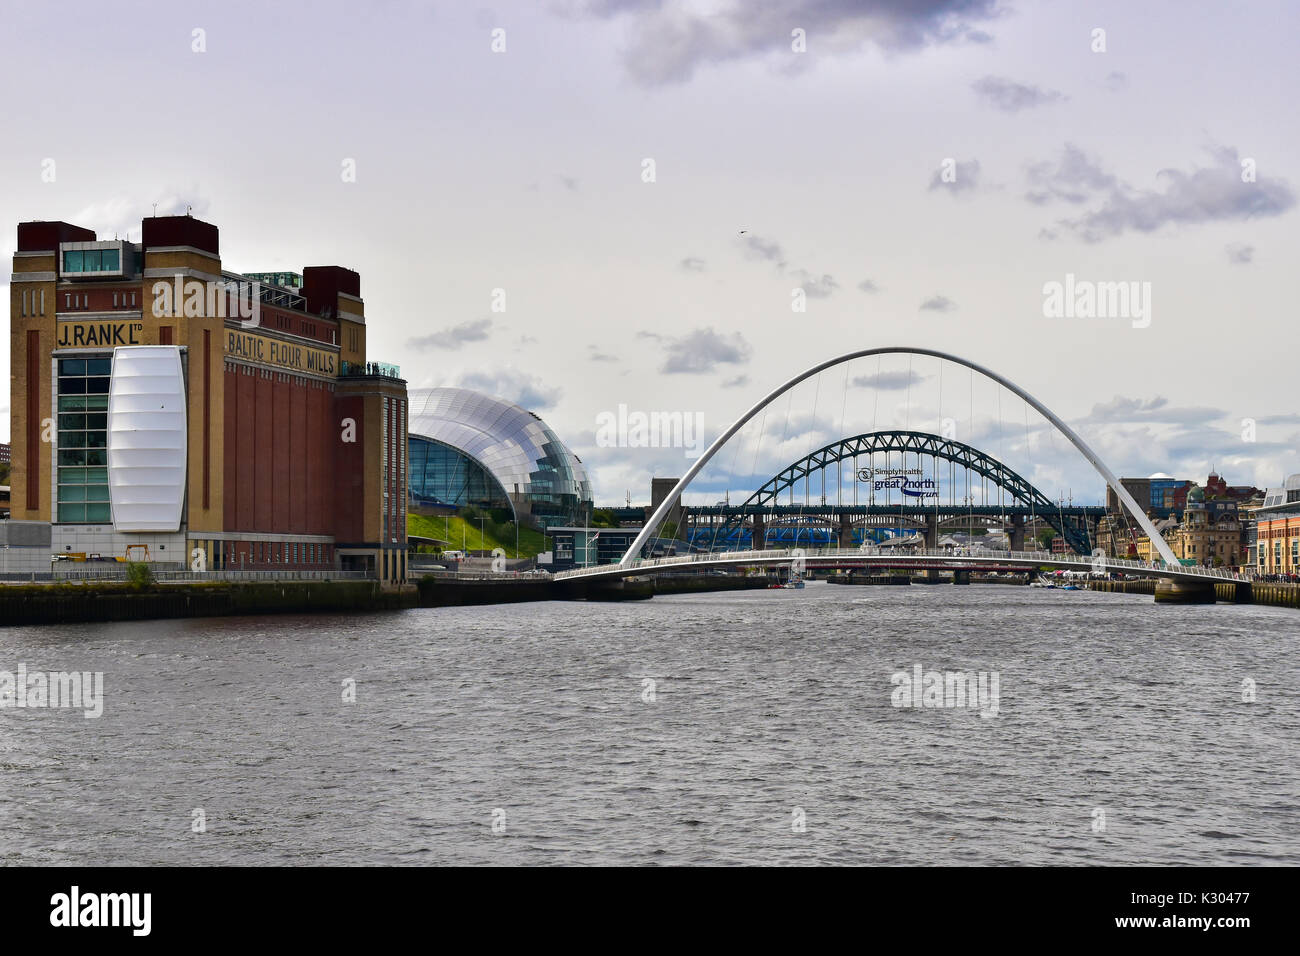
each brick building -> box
[6,215,407,581]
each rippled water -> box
[2,582,1297,865]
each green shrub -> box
[125,562,155,589]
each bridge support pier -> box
[952,570,971,585]
[838,515,854,549]
[1010,514,1025,552]
[925,514,938,549]
[751,515,766,550]
[1153,578,1216,604]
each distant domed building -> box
[406,387,592,530]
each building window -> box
[64,249,121,273]
[55,357,111,523]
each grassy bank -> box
[407,513,549,559]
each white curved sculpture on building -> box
[623,346,1180,567]
[107,346,188,532]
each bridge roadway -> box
[551,547,1248,585]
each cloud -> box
[455,367,562,411]
[739,232,786,267]
[559,175,579,190]
[1073,395,1226,426]
[928,159,980,194]
[1031,144,1297,242]
[792,270,838,298]
[67,189,212,241]
[737,232,838,296]
[721,375,749,388]
[857,279,881,293]
[852,370,926,391]
[407,318,493,351]
[919,295,955,312]
[569,0,1003,87]
[1105,71,1127,92]
[659,327,752,374]
[971,75,1065,112]
[587,346,619,362]
[1225,242,1254,264]
[1024,143,1116,205]
[679,256,706,272]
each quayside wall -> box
[0,581,416,627]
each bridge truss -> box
[699,429,1096,554]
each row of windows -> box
[56,360,111,525]
[18,288,46,317]
[222,360,337,389]
[63,248,121,273]
[267,312,331,342]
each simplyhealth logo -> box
[50,887,151,936]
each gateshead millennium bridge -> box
[554,346,1241,604]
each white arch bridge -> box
[562,346,1237,594]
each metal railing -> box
[419,569,553,582]
[3,568,376,584]
[553,546,1252,583]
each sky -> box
[3,0,1298,507]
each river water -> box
[2,582,1296,865]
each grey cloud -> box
[928,159,980,194]
[919,295,955,312]
[1035,144,1297,242]
[407,317,493,351]
[679,256,706,272]
[1024,143,1116,205]
[575,0,1003,86]
[739,232,786,267]
[660,327,752,374]
[588,346,619,362]
[1105,71,1127,92]
[793,270,838,298]
[738,233,837,297]
[721,375,749,388]
[1226,242,1254,264]
[857,279,880,293]
[852,370,926,391]
[971,75,1065,112]
[1074,395,1226,426]
[456,367,562,411]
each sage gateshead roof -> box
[407,387,593,529]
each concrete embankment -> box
[0,580,416,626]
[1075,577,1300,607]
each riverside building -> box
[6,215,408,582]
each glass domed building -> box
[407,387,592,530]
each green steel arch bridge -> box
[690,429,1106,555]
